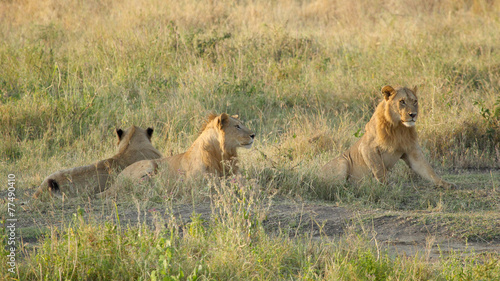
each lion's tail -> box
[33,178,59,199]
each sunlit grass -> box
[1,0,500,279]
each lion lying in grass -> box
[34,126,163,199]
[101,113,255,197]
[321,85,454,188]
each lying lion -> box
[34,126,163,198]
[101,113,255,197]
[321,85,454,188]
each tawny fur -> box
[101,113,255,197]
[321,85,454,188]
[34,126,163,199]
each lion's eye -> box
[235,125,241,129]
[400,100,406,105]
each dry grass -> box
[1,0,500,279]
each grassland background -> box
[1,0,500,280]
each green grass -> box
[1,0,500,280]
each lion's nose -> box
[250,134,255,139]
[409,112,417,119]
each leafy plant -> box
[474,97,500,140]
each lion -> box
[100,113,255,197]
[321,85,455,188]
[34,126,163,198]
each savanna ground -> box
[1,0,500,280]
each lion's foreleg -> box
[402,147,455,188]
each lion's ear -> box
[217,113,229,129]
[116,128,124,140]
[146,127,154,140]
[381,85,395,100]
[412,86,418,96]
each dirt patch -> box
[259,201,500,259]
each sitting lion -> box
[34,126,163,198]
[101,113,255,197]
[321,85,454,188]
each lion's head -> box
[116,126,153,150]
[203,113,255,151]
[382,85,419,128]
[219,113,255,149]
[115,126,162,164]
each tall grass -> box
[1,0,499,186]
[1,0,500,279]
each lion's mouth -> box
[402,120,416,127]
[241,141,254,148]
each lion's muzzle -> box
[241,134,255,148]
[402,112,417,127]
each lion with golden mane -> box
[321,85,454,188]
[34,126,163,198]
[101,113,255,197]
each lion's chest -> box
[379,150,404,170]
